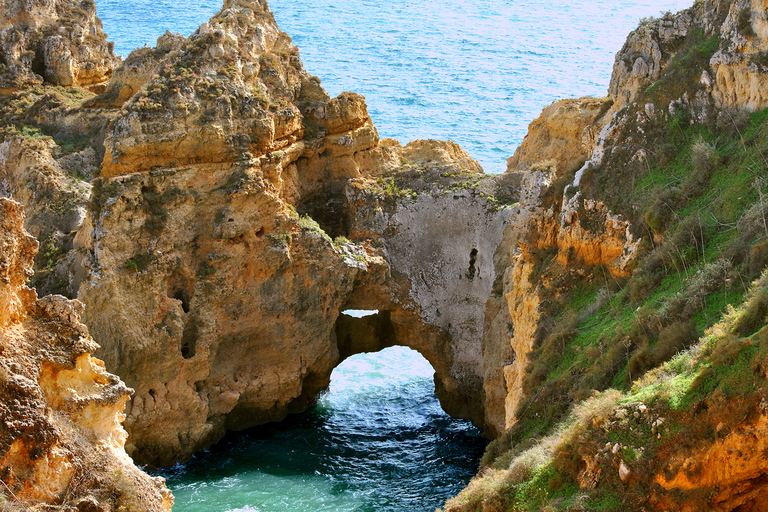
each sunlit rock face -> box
[72,0,526,468]
[0,198,172,511]
[0,0,119,91]
[0,0,646,473]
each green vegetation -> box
[299,213,333,244]
[142,186,187,235]
[125,253,155,272]
[197,262,217,279]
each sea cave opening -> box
[161,347,487,512]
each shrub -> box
[749,239,768,276]
[645,187,677,234]
[715,107,751,136]
[737,8,756,37]
[629,320,698,379]
[731,292,768,337]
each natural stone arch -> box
[334,307,483,426]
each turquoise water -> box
[161,347,486,512]
[95,0,691,173]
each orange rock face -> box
[0,198,172,511]
[0,0,119,90]
[506,97,611,174]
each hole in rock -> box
[336,310,395,361]
[31,48,46,80]
[342,309,379,318]
[297,182,350,239]
[468,248,478,279]
[160,345,487,511]
[180,320,198,359]
[255,227,265,239]
[172,289,190,314]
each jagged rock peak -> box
[100,0,321,177]
[608,0,768,113]
[0,0,119,90]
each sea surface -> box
[92,1,694,510]
[95,0,692,173]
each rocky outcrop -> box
[609,0,768,115]
[0,198,172,510]
[0,0,119,92]
[0,135,94,298]
[506,97,611,174]
[709,0,768,111]
[57,0,570,469]
[0,0,647,471]
[3,2,761,506]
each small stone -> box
[633,411,640,419]
[638,404,647,413]
[619,461,632,483]
[612,443,620,455]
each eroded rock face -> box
[506,97,611,174]
[0,0,664,476]
[68,0,545,468]
[654,408,768,511]
[709,0,768,111]
[0,0,119,91]
[0,198,172,511]
[609,0,768,115]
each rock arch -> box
[334,308,477,424]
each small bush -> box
[715,107,751,136]
[124,254,154,272]
[731,292,768,337]
[749,239,768,276]
[737,8,756,37]
[629,320,698,379]
[197,262,217,279]
[653,142,677,167]
[683,138,718,199]
[645,187,677,234]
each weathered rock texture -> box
[506,97,612,174]
[72,0,526,467]
[445,0,768,510]
[0,0,119,92]
[609,0,768,115]
[5,8,766,512]
[0,198,172,510]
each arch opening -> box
[328,345,436,402]
[332,309,484,428]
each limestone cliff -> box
[2,0,768,510]
[71,0,524,467]
[0,198,171,510]
[506,97,612,174]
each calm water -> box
[92,1,695,510]
[95,0,692,173]
[160,347,486,512]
